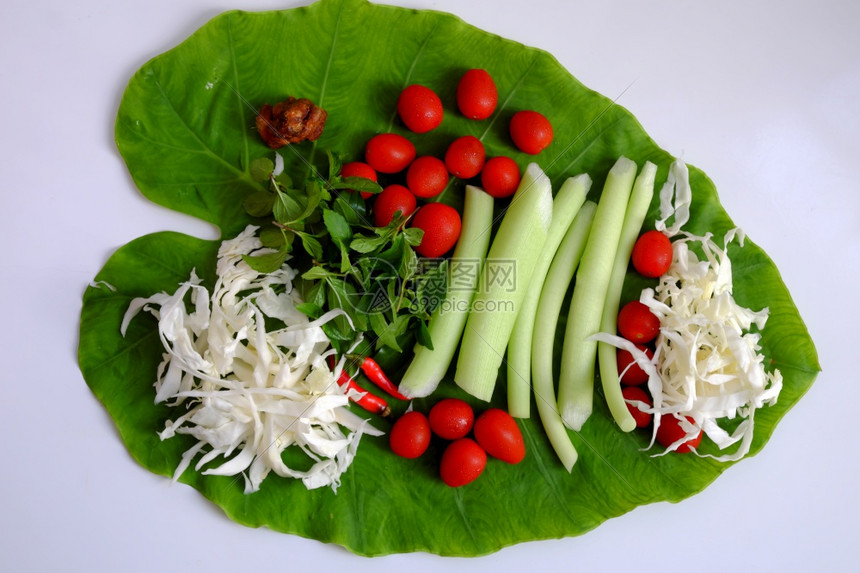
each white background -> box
[2,0,857,571]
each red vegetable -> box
[410,203,462,258]
[429,398,474,440]
[444,135,485,179]
[340,161,378,199]
[356,356,409,400]
[631,230,673,278]
[509,110,553,155]
[480,156,521,198]
[473,408,525,464]
[365,133,416,174]
[396,84,444,133]
[616,344,654,386]
[373,184,417,228]
[617,300,660,344]
[622,386,652,428]
[406,155,449,199]
[440,438,486,487]
[335,368,390,417]
[389,411,432,459]
[456,69,498,120]
[656,413,703,453]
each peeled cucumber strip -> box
[558,157,638,430]
[454,163,553,402]
[398,185,494,398]
[506,174,591,418]
[596,162,657,431]
[531,202,597,471]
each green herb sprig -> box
[241,151,444,356]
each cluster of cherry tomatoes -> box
[339,69,554,259]
[389,398,526,487]
[618,230,702,452]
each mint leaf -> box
[241,248,287,273]
[326,149,342,181]
[299,233,323,260]
[249,157,274,182]
[402,227,424,247]
[415,318,434,350]
[350,235,387,253]
[369,312,402,352]
[331,176,383,195]
[273,189,305,224]
[243,191,275,217]
[298,180,324,221]
[399,239,418,280]
[302,266,333,280]
[333,192,368,226]
[259,226,288,248]
[323,208,352,248]
[295,302,323,319]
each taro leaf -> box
[81,0,820,557]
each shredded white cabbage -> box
[600,159,783,461]
[639,228,783,460]
[121,225,381,493]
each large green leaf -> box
[80,0,819,556]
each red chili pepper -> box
[328,356,390,417]
[355,356,409,400]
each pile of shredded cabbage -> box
[121,225,381,493]
[610,160,783,461]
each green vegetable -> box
[558,157,638,431]
[237,149,438,356]
[81,0,819,557]
[531,201,598,471]
[398,185,494,398]
[507,174,591,418]
[598,162,657,432]
[454,163,553,402]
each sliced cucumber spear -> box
[398,185,494,398]
[454,163,553,402]
[531,201,597,471]
[597,161,657,431]
[558,157,638,431]
[506,174,592,418]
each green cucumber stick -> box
[455,163,553,402]
[507,174,591,418]
[398,185,494,398]
[598,161,657,431]
[558,157,638,430]
[531,201,597,471]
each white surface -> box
[1,0,856,570]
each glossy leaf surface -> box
[80,0,819,556]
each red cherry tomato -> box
[617,300,660,343]
[656,414,703,453]
[616,344,654,386]
[373,184,417,228]
[456,69,498,120]
[406,155,449,199]
[364,133,416,174]
[473,408,525,464]
[480,156,521,198]
[428,398,474,440]
[389,411,431,459]
[440,438,487,487]
[444,135,485,179]
[340,161,378,199]
[410,203,462,258]
[509,110,553,155]
[622,386,652,429]
[396,84,444,133]
[631,230,673,278]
